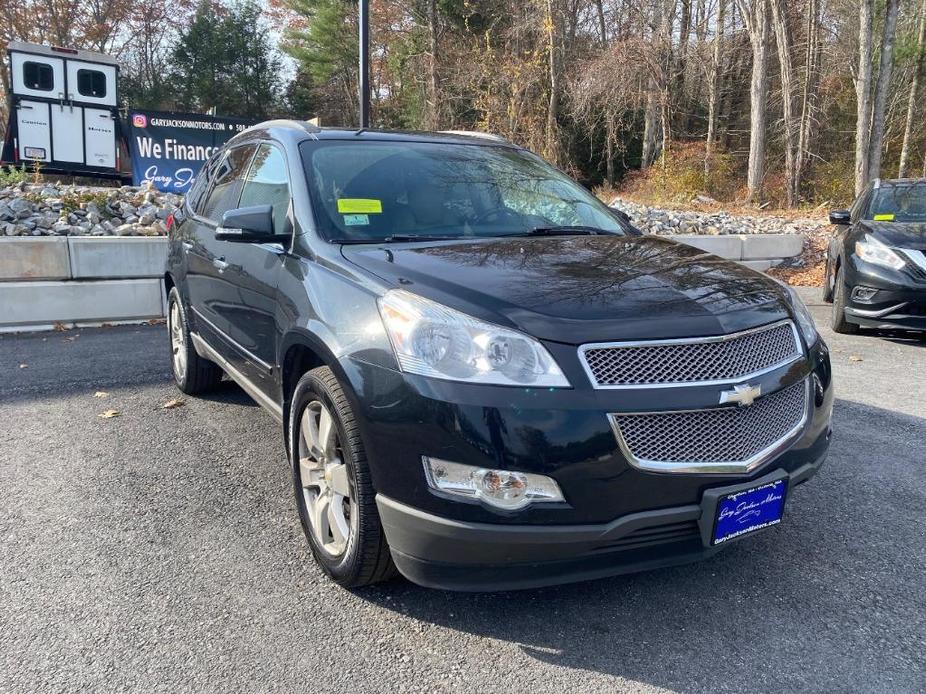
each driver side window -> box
[238,143,292,234]
[200,145,256,223]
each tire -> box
[821,256,834,303]
[167,287,224,394]
[289,366,396,588]
[830,268,860,334]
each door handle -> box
[213,257,229,272]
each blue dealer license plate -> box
[712,479,787,545]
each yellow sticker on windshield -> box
[338,198,382,214]
[873,213,895,221]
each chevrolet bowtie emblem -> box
[719,383,762,407]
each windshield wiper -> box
[381,234,460,243]
[502,225,612,237]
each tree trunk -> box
[595,0,607,45]
[899,0,926,178]
[736,0,770,204]
[426,0,440,130]
[855,0,874,195]
[796,0,820,193]
[545,0,561,164]
[705,0,725,180]
[867,0,900,182]
[642,83,660,168]
[771,0,798,207]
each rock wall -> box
[1,182,180,237]
[609,197,825,237]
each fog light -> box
[422,456,564,511]
[851,286,879,302]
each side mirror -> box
[216,204,279,242]
[828,209,851,226]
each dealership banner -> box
[128,110,255,193]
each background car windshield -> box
[866,184,926,222]
[301,141,625,241]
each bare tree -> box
[868,0,901,182]
[899,0,926,177]
[736,0,771,203]
[855,0,874,195]
[705,0,725,180]
[771,0,798,207]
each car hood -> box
[341,235,794,344]
[858,221,926,249]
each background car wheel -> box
[290,366,396,588]
[821,257,834,303]
[167,287,224,394]
[830,268,859,334]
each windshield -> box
[300,140,625,242]
[865,183,926,223]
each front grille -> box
[611,379,808,471]
[580,320,801,388]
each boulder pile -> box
[609,196,825,237]
[0,181,181,237]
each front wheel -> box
[289,366,396,588]
[830,268,859,335]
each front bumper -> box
[377,451,829,591]
[843,255,926,330]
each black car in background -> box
[825,178,926,334]
[164,121,833,591]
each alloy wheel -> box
[169,300,187,382]
[298,400,355,558]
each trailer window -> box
[23,62,53,91]
[77,69,107,98]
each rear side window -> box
[200,145,256,222]
[23,62,53,91]
[238,144,291,234]
[77,69,106,98]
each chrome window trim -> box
[607,378,810,475]
[578,319,803,390]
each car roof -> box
[226,119,519,151]
[873,177,926,188]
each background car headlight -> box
[378,289,569,387]
[423,457,564,510]
[855,234,905,270]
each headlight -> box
[855,234,904,270]
[378,289,569,387]
[787,287,818,347]
[423,457,564,510]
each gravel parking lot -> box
[2,289,924,694]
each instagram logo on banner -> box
[132,114,147,128]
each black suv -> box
[165,121,833,591]
[825,178,926,334]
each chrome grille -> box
[580,320,801,388]
[610,379,808,473]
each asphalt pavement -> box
[1,289,924,693]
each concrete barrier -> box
[0,237,71,281]
[0,278,165,332]
[68,237,168,279]
[0,233,804,332]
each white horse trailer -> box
[2,42,122,178]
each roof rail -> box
[439,130,510,144]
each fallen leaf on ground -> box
[93,391,109,398]
[162,398,186,409]
[147,318,167,326]
[19,363,28,369]
[98,410,120,419]
[53,322,69,332]
[849,355,863,362]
